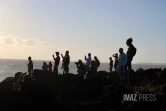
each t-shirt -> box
[48,64,52,71]
[85,57,91,66]
[64,55,70,66]
[118,53,127,67]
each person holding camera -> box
[53,52,60,75]
[75,60,85,75]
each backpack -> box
[132,46,137,57]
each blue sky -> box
[0,0,166,63]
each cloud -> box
[0,36,41,46]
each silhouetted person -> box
[113,53,118,72]
[62,50,70,74]
[109,57,113,72]
[124,38,137,80]
[42,62,48,71]
[48,62,52,72]
[53,52,60,75]
[27,56,34,80]
[94,56,100,69]
[61,54,64,69]
[84,60,97,79]
[85,53,92,71]
[75,59,85,75]
[118,48,126,79]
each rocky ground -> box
[0,68,166,111]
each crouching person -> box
[84,60,97,79]
[75,60,85,76]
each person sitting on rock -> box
[94,56,100,69]
[48,62,52,72]
[84,60,97,79]
[75,59,85,75]
[13,72,30,91]
[42,62,48,71]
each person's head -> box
[126,38,133,46]
[28,56,31,61]
[109,57,112,60]
[78,59,82,64]
[119,48,124,54]
[55,52,59,56]
[66,50,69,55]
[88,53,91,57]
[49,61,52,64]
[94,56,98,60]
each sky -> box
[0,0,166,63]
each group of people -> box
[109,38,137,79]
[27,38,136,80]
[13,38,136,92]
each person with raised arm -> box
[53,52,60,75]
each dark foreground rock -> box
[0,68,166,111]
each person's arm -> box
[61,54,63,58]
[85,55,87,60]
[53,54,55,60]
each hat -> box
[55,52,59,55]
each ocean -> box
[0,59,166,82]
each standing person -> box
[94,56,100,69]
[113,53,118,72]
[118,48,127,79]
[48,62,52,72]
[124,38,137,80]
[61,50,70,74]
[53,52,60,75]
[27,56,33,80]
[85,53,92,71]
[61,54,64,69]
[109,57,113,73]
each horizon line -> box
[0,58,166,64]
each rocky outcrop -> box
[0,68,166,111]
